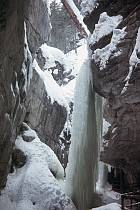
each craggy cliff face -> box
[84,0,140,182]
[0,0,51,190]
[25,68,67,162]
[85,0,140,181]
[0,0,25,190]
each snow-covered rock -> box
[93,27,126,70]
[89,12,122,46]
[0,125,76,210]
[36,43,75,86]
[33,59,69,109]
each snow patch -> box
[62,79,76,104]
[103,119,111,136]
[53,69,58,74]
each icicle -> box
[66,111,70,136]
[23,22,33,89]
[65,59,99,210]
[95,95,106,193]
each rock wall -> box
[25,44,73,165]
[0,0,51,190]
[83,0,140,182]
[0,0,25,190]
[25,67,67,161]
[24,0,51,54]
[83,0,139,33]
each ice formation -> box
[65,58,98,210]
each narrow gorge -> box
[0,0,140,210]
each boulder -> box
[12,148,27,169]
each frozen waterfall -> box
[65,58,101,210]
